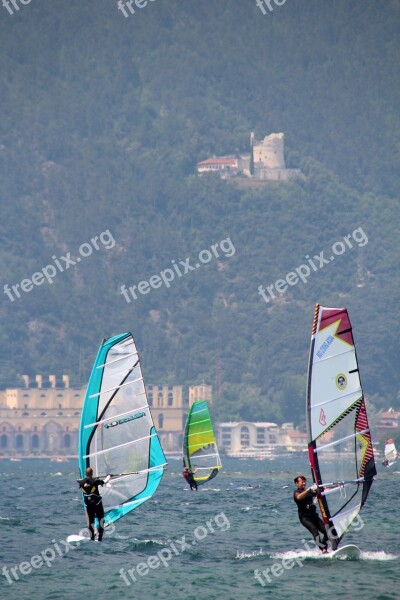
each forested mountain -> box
[0,0,399,427]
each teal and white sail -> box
[78,333,167,526]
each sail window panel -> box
[190,445,220,469]
[315,411,365,522]
[98,367,145,417]
[101,472,149,512]
[331,505,361,540]
[94,414,152,458]
[94,435,151,479]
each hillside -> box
[0,0,399,424]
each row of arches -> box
[0,432,75,453]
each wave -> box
[272,549,399,561]
[236,548,265,559]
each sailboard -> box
[76,333,167,530]
[330,543,361,560]
[383,438,397,467]
[307,305,376,551]
[183,400,222,485]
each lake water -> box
[0,457,398,600]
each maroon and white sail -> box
[307,304,376,550]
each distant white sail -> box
[383,438,398,467]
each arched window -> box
[168,393,173,407]
[16,434,24,450]
[31,434,39,450]
[148,393,153,407]
[240,426,250,447]
[0,434,8,449]
[22,411,29,416]
[64,434,71,448]
[158,414,164,429]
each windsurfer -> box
[77,467,111,541]
[183,466,198,491]
[293,475,328,554]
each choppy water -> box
[0,458,398,600]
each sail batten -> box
[307,304,376,550]
[315,428,370,452]
[97,351,138,368]
[89,376,143,398]
[84,404,150,428]
[183,400,222,485]
[78,333,167,526]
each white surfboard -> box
[330,544,361,560]
[67,534,91,544]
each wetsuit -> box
[293,488,328,551]
[78,477,105,540]
[183,470,198,491]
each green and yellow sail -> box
[183,400,222,485]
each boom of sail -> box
[183,400,222,485]
[307,305,376,550]
[78,333,167,526]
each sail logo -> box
[104,412,145,429]
[316,335,334,359]
[335,374,347,391]
[319,409,327,426]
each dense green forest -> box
[0,0,399,427]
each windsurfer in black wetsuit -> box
[183,466,198,491]
[293,474,328,554]
[77,467,110,541]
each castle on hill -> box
[197,132,302,182]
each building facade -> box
[0,378,213,455]
[215,421,308,456]
[188,384,212,408]
[216,421,280,456]
[0,375,82,456]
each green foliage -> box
[0,1,399,424]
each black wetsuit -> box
[294,488,328,551]
[183,471,198,491]
[78,477,105,540]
